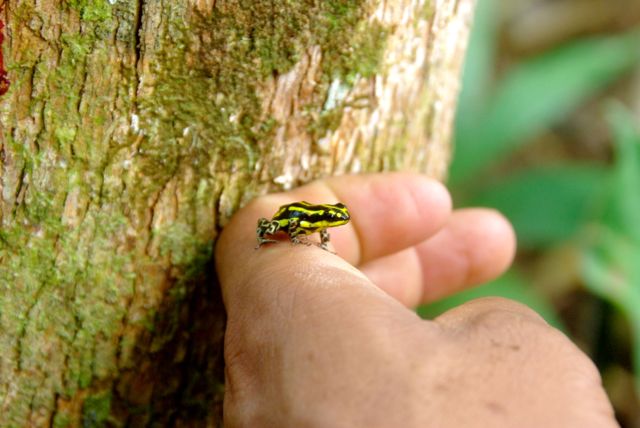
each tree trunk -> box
[0,0,473,425]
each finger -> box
[215,173,451,310]
[219,172,451,268]
[360,208,516,306]
[264,173,451,265]
[416,208,516,301]
[323,173,452,264]
[358,247,423,307]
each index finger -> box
[215,173,451,281]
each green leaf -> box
[582,228,640,303]
[469,165,608,248]
[582,227,640,394]
[417,270,564,330]
[603,103,640,243]
[581,103,640,395]
[452,29,640,183]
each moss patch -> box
[52,411,72,428]
[0,138,134,418]
[136,0,389,185]
[82,391,112,427]
[64,0,114,23]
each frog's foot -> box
[318,242,336,253]
[318,229,335,253]
[291,235,313,247]
[255,237,278,249]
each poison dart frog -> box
[256,201,350,251]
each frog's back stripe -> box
[298,219,335,231]
[272,201,342,220]
[290,212,337,224]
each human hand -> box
[215,173,616,427]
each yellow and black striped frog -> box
[256,201,350,251]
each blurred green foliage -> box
[582,104,640,394]
[417,270,565,329]
[452,0,640,184]
[470,165,607,248]
[419,0,640,399]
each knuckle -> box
[436,296,548,329]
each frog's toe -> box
[255,238,278,249]
[319,243,335,253]
[291,236,312,246]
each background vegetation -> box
[418,0,640,424]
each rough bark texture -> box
[0,0,473,425]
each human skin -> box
[215,173,617,428]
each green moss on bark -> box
[137,0,389,184]
[82,391,112,427]
[52,412,72,428]
[65,0,114,26]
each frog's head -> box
[327,202,350,226]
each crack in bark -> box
[48,391,60,427]
[11,163,26,217]
[212,177,224,233]
[27,60,44,155]
[143,171,176,257]
[134,0,144,73]
[26,373,48,424]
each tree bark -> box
[0,0,473,425]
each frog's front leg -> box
[288,219,312,246]
[256,218,280,249]
[319,229,331,251]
